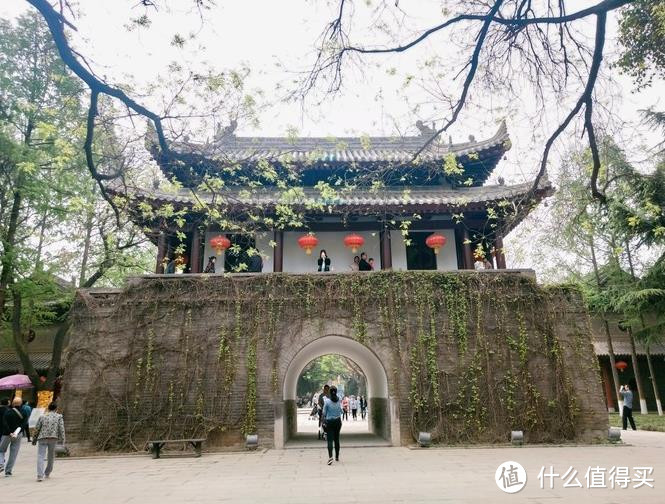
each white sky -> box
[2,0,663,278]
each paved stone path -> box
[4,430,664,503]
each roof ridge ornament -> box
[215,119,238,142]
[415,120,437,137]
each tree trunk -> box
[78,211,94,286]
[625,240,653,414]
[35,209,48,268]
[627,326,648,414]
[645,345,663,415]
[590,236,622,411]
[11,290,41,385]
[0,185,23,317]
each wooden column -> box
[601,359,616,412]
[273,230,284,272]
[494,233,507,269]
[155,231,166,274]
[380,229,392,270]
[190,228,201,273]
[462,228,474,269]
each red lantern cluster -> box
[615,361,628,372]
[298,234,319,255]
[425,233,447,254]
[210,235,231,255]
[343,233,365,253]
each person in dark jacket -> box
[0,399,9,427]
[0,398,26,476]
[203,256,216,273]
[248,253,263,272]
[20,400,32,442]
[358,252,371,271]
[317,250,331,272]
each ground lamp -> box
[297,234,319,255]
[418,432,432,447]
[425,233,447,254]
[511,430,524,445]
[615,361,628,373]
[210,235,231,255]
[343,233,365,253]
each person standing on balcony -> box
[204,256,216,273]
[317,249,331,272]
[358,252,371,271]
[351,256,360,271]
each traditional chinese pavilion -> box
[124,121,552,273]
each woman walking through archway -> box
[322,385,343,465]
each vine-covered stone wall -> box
[63,272,607,452]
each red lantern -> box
[343,233,365,253]
[615,361,628,372]
[425,233,447,255]
[210,235,231,255]
[297,234,319,255]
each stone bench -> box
[145,438,206,459]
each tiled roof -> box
[124,178,550,211]
[169,121,511,164]
[0,352,52,373]
[593,342,665,356]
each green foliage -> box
[617,0,665,89]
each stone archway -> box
[275,335,399,448]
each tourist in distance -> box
[351,255,360,271]
[351,395,358,420]
[317,249,331,272]
[620,382,637,431]
[358,252,371,271]
[341,395,349,421]
[322,385,343,465]
[32,401,66,482]
[203,256,216,273]
[368,258,375,270]
[20,400,32,442]
[0,398,26,476]
[317,384,330,440]
[359,396,367,420]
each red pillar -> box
[462,228,474,269]
[273,230,283,272]
[380,229,392,270]
[601,359,616,412]
[494,233,507,269]
[190,228,201,273]
[155,231,166,274]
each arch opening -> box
[295,354,370,436]
[277,335,397,448]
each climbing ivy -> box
[70,271,587,450]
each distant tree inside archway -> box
[296,354,366,400]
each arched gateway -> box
[62,273,608,454]
[276,335,397,448]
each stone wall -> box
[62,272,607,453]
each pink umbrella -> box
[0,374,35,390]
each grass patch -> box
[609,412,665,432]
